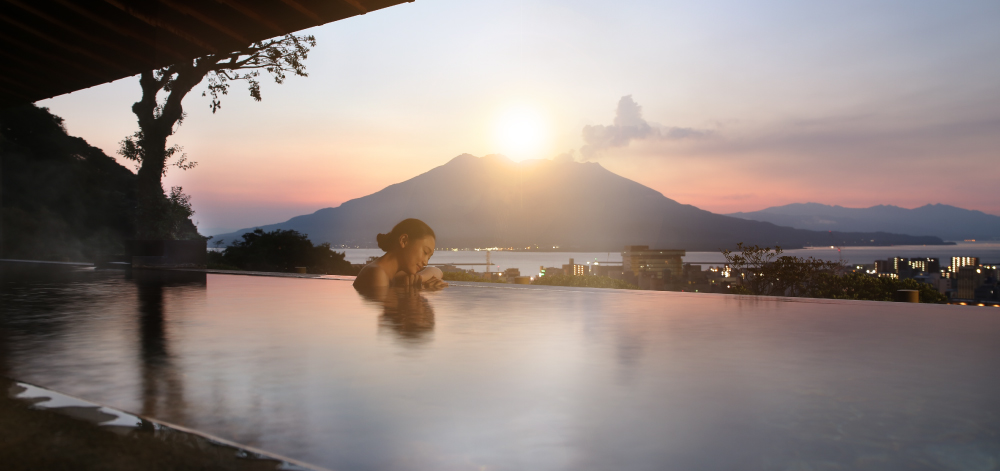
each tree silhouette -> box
[120,34,315,239]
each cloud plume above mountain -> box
[580,96,710,159]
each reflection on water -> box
[2,266,1000,471]
[359,286,437,345]
[134,271,200,424]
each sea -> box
[342,242,1000,278]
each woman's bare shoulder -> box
[354,262,390,290]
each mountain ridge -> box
[212,154,948,251]
[728,203,1000,241]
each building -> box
[956,266,998,300]
[622,245,686,289]
[875,257,940,278]
[907,258,940,273]
[590,262,624,279]
[539,266,564,277]
[562,258,587,276]
[951,257,979,272]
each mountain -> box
[1,105,137,261]
[213,154,948,251]
[727,203,1000,241]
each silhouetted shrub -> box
[210,229,354,275]
[807,272,947,303]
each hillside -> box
[213,154,947,251]
[1,105,137,261]
[728,203,1000,241]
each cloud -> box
[580,96,711,159]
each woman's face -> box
[397,234,436,275]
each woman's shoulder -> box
[354,261,390,289]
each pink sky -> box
[37,0,1000,235]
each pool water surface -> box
[2,268,999,470]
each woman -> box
[353,218,448,292]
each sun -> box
[493,105,549,161]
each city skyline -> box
[34,0,1000,235]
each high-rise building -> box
[562,258,587,276]
[875,257,940,277]
[622,245,686,285]
[590,262,623,279]
[908,258,940,273]
[956,266,997,300]
[951,257,979,272]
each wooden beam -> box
[277,0,323,23]
[340,0,368,15]
[51,0,187,62]
[0,71,50,97]
[0,48,69,84]
[212,0,285,36]
[102,0,220,53]
[5,0,148,64]
[0,14,132,74]
[0,31,107,81]
[157,0,249,45]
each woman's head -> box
[376,219,437,275]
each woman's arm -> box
[392,266,448,290]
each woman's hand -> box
[393,267,448,291]
[421,277,449,291]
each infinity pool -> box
[2,267,999,470]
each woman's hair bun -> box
[376,219,436,253]
[376,233,392,252]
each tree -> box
[210,228,354,275]
[119,34,316,239]
[721,242,946,303]
[720,243,783,295]
[808,272,947,303]
[721,242,841,296]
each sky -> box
[36,0,1000,235]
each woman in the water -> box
[353,218,448,292]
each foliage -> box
[124,34,315,239]
[118,131,195,174]
[0,105,137,261]
[532,274,639,290]
[162,186,203,241]
[721,242,946,303]
[721,242,841,296]
[807,272,947,303]
[441,271,507,283]
[721,242,783,295]
[210,229,354,275]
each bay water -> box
[343,242,1000,278]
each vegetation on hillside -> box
[533,274,638,290]
[208,229,354,275]
[723,243,946,303]
[0,105,199,261]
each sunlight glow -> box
[494,105,549,161]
